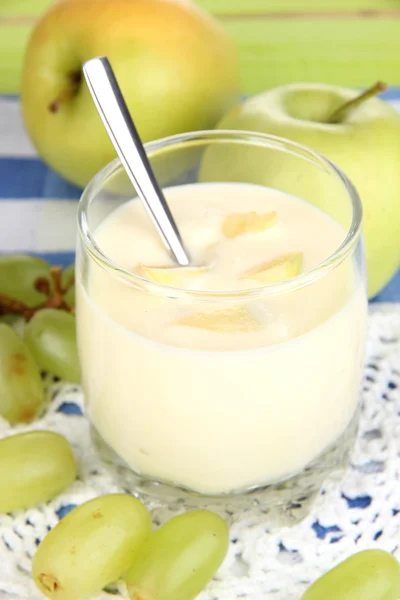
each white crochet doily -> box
[0,303,399,600]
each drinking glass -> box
[76,130,367,517]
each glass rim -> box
[77,129,363,302]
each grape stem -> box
[0,267,74,321]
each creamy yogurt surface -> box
[76,182,367,494]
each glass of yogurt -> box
[76,130,367,513]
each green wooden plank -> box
[0,25,32,93]
[1,0,399,94]
[196,0,400,16]
[0,0,52,18]
[0,0,53,93]
[224,18,400,93]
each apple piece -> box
[136,264,209,286]
[174,306,262,333]
[21,0,239,189]
[204,82,400,298]
[222,211,277,238]
[240,252,303,284]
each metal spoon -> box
[82,56,190,266]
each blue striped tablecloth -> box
[0,92,399,302]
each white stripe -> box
[0,200,77,252]
[1,97,400,253]
[389,99,400,113]
[0,98,37,157]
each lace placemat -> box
[0,303,399,600]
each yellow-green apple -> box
[21,0,239,188]
[210,82,400,298]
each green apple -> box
[209,82,400,298]
[21,0,239,189]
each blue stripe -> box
[1,89,400,101]
[380,88,400,100]
[0,158,82,199]
[32,251,75,268]
[0,251,75,268]
[41,168,82,199]
[240,88,400,102]
[371,270,400,303]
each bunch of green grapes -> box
[0,255,79,423]
[33,505,229,600]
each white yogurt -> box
[76,182,367,494]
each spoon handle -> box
[83,56,190,266]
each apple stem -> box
[327,81,387,124]
[48,71,81,114]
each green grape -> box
[33,494,152,600]
[0,323,44,423]
[301,549,400,600]
[0,254,51,307]
[61,264,75,309]
[25,309,80,382]
[125,510,229,600]
[0,431,76,513]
